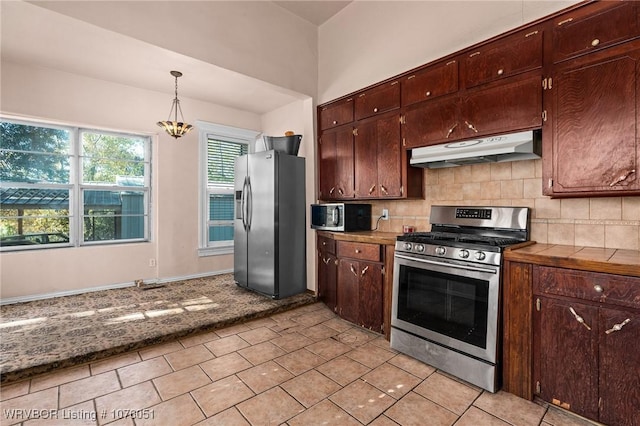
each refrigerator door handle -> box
[241,177,248,230]
[247,177,253,231]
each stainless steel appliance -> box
[391,205,530,392]
[410,130,541,169]
[310,203,371,232]
[234,150,306,299]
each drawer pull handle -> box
[591,38,600,47]
[350,264,358,276]
[446,123,458,138]
[361,266,369,276]
[338,188,344,195]
[381,185,388,195]
[369,184,376,194]
[605,318,630,335]
[323,257,331,265]
[594,284,604,293]
[465,121,479,133]
[329,187,335,195]
[569,307,592,331]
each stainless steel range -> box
[391,205,530,392]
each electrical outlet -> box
[382,209,389,220]
[149,258,157,267]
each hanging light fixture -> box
[157,70,193,139]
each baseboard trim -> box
[0,269,234,305]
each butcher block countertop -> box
[316,231,401,246]
[504,243,640,278]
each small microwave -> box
[310,203,372,232]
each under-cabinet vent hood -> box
[410,130,541,169]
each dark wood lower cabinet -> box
[598,307,640,426]
[316,234,390,336]
[533,297,599,421]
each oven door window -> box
[396,264,489,349]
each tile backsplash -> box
[371,159,640,250]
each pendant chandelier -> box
[157,70,193,139]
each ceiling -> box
[1,1,351,116]
[274,1,352,25]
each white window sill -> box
[198,246,234,257]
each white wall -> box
[318,0,580,102]
[0,61,264,300]
[32,0,319,99]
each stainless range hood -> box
[410,130,541,169]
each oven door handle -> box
[394,254,498,274]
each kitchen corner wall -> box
[370,160,640,250]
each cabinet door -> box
[318,251,338,312]
[464,26,543,89]
[534,297,599,421]
[402,95,459,148]
[358,262,383,332]
[337,258,360,324]
[544,45,640,196]
[318,127,355,200]
[598,307,640,426]
[461,72,542,139]
[355,113,402,198]
[552,1,640,64]
[401,59,458,107]
[355,81,400,121]
[319,98,354,130]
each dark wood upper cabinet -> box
[401,59,459,107]
[354,112,403,198]
[551,1,640,64]
[319,97,354,131]
[318,126,355,200]
[402,95,459,148]
[461,72,542,139]
[354,81,400,121]
[543,43,640,197]
[463,26,543,89]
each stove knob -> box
[459,249,470,259]
[404,243,413,251]
[416,244,425,253]
[475,251,486,261]
[435,246,446,256]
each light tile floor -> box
[0,303,598,426]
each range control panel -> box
[455,208,492,219]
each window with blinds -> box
[206,139,248,246]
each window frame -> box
[197,120,259,256]
[0,117,152,251]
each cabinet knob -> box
[322,241,326,246]
[591,38,600,47]
[425,91,431,97]
[355,249,361,253]
[497,68,504,75]
[373,107,378,113]
[594,284,604,293]
[332,120,338,125]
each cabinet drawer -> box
[552,1,640,63]
[336,241,381,262]
[355,81,400,121]
[464,26,543,89]
[317,235,336,254]
[401,60,458,107]
[534,266,640,310]
[320,98,354,130]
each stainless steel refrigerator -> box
[233,150,306,299]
